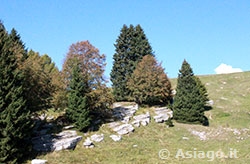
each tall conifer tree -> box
[0,22,32,163]
[66,60,90,131]
[110,24,153,101]
[173,60,207,125]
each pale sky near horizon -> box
[1,0,249,83]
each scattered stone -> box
[191,130,207,140]
[133,112,150,126]
[207,100,214,106]
[31,159,47,164]
[172,89,176,95]
[53,131,82,151]
[153,107,173,123]
[113,123,134,135]
[110,134,122,141]
[141,121,148,126]
[83,137,94,148]
[32,130,82,152]
[220,97,228,100]
[133,144,138,148]
[90,134,104,142]
[182,137,189,140]
[63,125,74,130]
[233,129,241,135]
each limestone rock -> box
[108,122,121,129]
[63,125,74,130]
[132,112,150,126]
[83,137,94,148]
[32,130,82,152]
[53,135,82,151]
[113,123,134,135]
[31,159,47,164]
[131,120,140,127]
[90,134,104,142]
[153,107,173,123]
[110,134,122,141]
[112,104,138,120]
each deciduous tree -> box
[22,50,59,112]
[127,55,172,105]
[62,40,113,122]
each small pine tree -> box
[127,55,172,105]
[110,24,154,101]
[0,22,32,163]
[66,61,90,131]
[173,60,207,125]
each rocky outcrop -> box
[132,112,150,127]
[112,104,138,120]
[153,107,173,123]
[113,123,135,135]
[32,130,82,152]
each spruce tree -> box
[173,60,207,125]
[0,22,32,163]
[66,61,90,131]
[110,24,154,101]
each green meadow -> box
[29,72,250,164]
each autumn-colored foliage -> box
[22,50,59,112]
[62,41,113,126]
[62,40,106,89]
[127,55,172,105]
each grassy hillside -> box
[29,72,250,164]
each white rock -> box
[31,159,47,164]
[191,130,207,140]
[63,125,74,130]
[121,116,130,123]
[132,120,140,127]
[32,130,82,152]
[141,121,148,126]
[207,100,214,106]
[132,112,150,126]
[113,123,134,135]
[110,135,122,141]
[153,107,173,123]
[83,137,94,148]
[90,134,104,142]
[182,137,189,140]
[54,136,82,151]
[108,122,121,129]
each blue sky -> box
[1,0,249,82]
